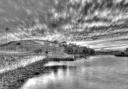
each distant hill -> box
[0,40,45,52]
[0,40,65,55]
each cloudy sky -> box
[0,0,128,49]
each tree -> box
[5,27,9,32]
[34,49,42,54]
[5,27,10,48]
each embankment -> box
[0,57,75,89]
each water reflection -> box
[21,56,128,89]
[21,66,77,89]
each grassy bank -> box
[0,56,76,89]
[0,58,48,89]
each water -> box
[21,55,128,89]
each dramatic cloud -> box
[0,0,128,42]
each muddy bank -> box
[0,57,76,89]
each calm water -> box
[21,56,128,89]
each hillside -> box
[0,40,43,52]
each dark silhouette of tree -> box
[16,42,21,46]
[53,40,58,44]
[5,27,10,48]
[5,27,9,32]
[34,49,42,54]
[45,51,49,58]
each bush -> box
[34,49,42,54]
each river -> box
[21,55,128,89]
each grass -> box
[0,55,77,89]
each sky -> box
[0,0,128,49]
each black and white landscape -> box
[1,0,128,89]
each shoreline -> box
[0,52,126,89]
[0,57,76,89]
[0,58,47,89]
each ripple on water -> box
[21,56,128,89]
